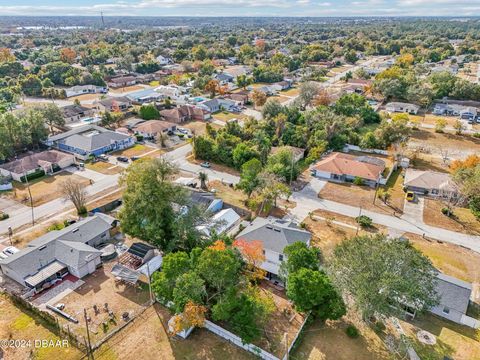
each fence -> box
[343,144,389,156]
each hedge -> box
[20,169,45,183]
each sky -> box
[1,0,480,17]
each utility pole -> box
[84,308,94,360]
[19,160,34,226]
[7,227,13,246]
[146,262,153,304]
[284,332,289,360]
[355,206,362,236]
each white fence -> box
[343,144,389,156]
[460,314,480,329]
[204,320,279,360]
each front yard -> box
[111,144,158,158]
[86,161,124,175]
[12,172,90,207]
[423,198,480,235]
[211,111,246,123]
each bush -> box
[472,133,480,139]
[353,176,364,186]
[441,207,453,217]
[20,169,45,183]
[372,321,386,334]
[346,325,359,338]
[77,206,88,216]
[355,215,373,228]
[0,212,9,221]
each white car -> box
[2,246,19,257]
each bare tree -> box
[436,145,450,166]
[60,179,88,215]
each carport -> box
[24,260,69,291]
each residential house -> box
[403,169,459,198]
[197,208,241,237]
[225,92,249,106]
[0,150,76,182]
[311,152,386,187]
[235,217,311,281]
[0,214,116,294]
[107,75,137,89]
[156,55,173,65]
[126,89,164,104]
[274,81,291,90]
[153,69,172,81]
[61,104,95,124]
[132,120,177,140]
[199,98,240,113]
[433,103,478,121]
[65,85,107,98]
[256,85,278,96]
[46,125,135,160]
[386,102,420,115]
[154,85,189,102]
[215,72,234,85]
[189,190,223,213]
[160,105,210,123]
[95,96,132,113]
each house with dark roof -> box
[0,150,76,182]
[0,214,116,294]
[235,217,311,280]
[94,96,132,113]
[311,152,386,187]
[132,120,177,140]
[61,104,95,124]
[107,75,137,89]
[46,125,135,160]
[404,169,459,198]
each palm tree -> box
[199,171,208,190]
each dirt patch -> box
[109,85,145,93]
[319,181,403,217]
[69,93,102,102]
[280,88,300,97]
[95,303,255,360]
[111,144,158,158]
[188,156,240,177]
[86,162,124,175]
[423,198,480,235]
[0,294,83,360]
[406,232,480,284]
[13,172,90,207]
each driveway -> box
[401,196,425,223]
[65,166,107,182]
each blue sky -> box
[1,0,479,17]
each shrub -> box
[355,215,373,228]
[372,320,386,334]
[346,325,359,338]
[20,169,45,183]
[77,206,88,216]
[473,133,480,139]
[353,176,364,186]
[0,212,9,221]
[441,207,453,217]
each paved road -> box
[288,178,480,253]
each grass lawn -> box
[0,294,83,360]
[402,313,480,360]
[86,161,124,175]
[292,312,391,360]
[280,88,300,97]
[406,232,480,283]
[211,111,245,122]
[111,144,158,158]
[188,156,240,177]
[422,114,460,127]
[423,198,480,235]
[13,172,90,207]
[95,304,255,360]
[209,179,247,210]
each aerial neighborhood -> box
[0,13,480,360]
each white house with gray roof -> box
[45,125,135,160]
[235,217,311,281]
[0,214,116,294]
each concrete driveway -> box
[401,195,425,223]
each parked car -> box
[98,154,109,161]
[130,156,140,162]
[406,191,415,202]
[2,246,19,256]
[117,156,129,163]
[200,161,211,168]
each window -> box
[279,254,284,261]
[442,307,450,314]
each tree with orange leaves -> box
[451,154,480,172]
[60,48,77,64]
[205,79,220,98]
[169,301,207,335]
[208,240,227,251]
[233,238,266,281]
[0,48,15,63]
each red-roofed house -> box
[311,152,386,187]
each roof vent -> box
[72,229,79,233]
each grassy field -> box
[111,144,158,158]
[0,294,83,360]
[209,180,247,210]
[13,172,90,207]
[423,199,480,235]
[211,111,246,122]
[86,161,124,175]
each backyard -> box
[211,111,246,123]
[0,294,83,360]
[12,172,90,207]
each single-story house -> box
[65,85,108,98]
[161,105,210,123]
[61,104,95,124]
[433,103,478,121]
[386,102,420,115]
[156,55,173,65]
[197,208,241,237]
[95,96,132,113]
[0,150,76,182]
[126,89,164,104]
[215,72,234,85]
[0,214,116,293]
[256,85,278,96]
[46,125,135,160]
[403,169,459,198]
[107,75,137,89]
[273,81,291,90]
[311,152,386,187]
[132,120,177,139]
[235,217,311,280]
[271,146,305,163]
[199,98,239,113]
[189,190,223,213]
[154,85,188,101]
[225,92,248,106]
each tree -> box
[205,79,219,98]
[172,272,207,313]
[236,74,251,90]
[198,171,208,190]
[119,158,188,251]
[256,172,291,213]
[139,104,160,120]
[329,235,439,320]
[232,142,258,169]
[266,147,300,183]
[233,239,265,281]
[251,89,267,109]
[40,104,64,134]
[152,251,191,302]
[298,81,319,110]
[453,120,465,135]
[261,99,284,120]
[279,242,320,280]
[287,268,346,320]
[237,158,263,198]
[59,178,87,215]
[435,118,447,133]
